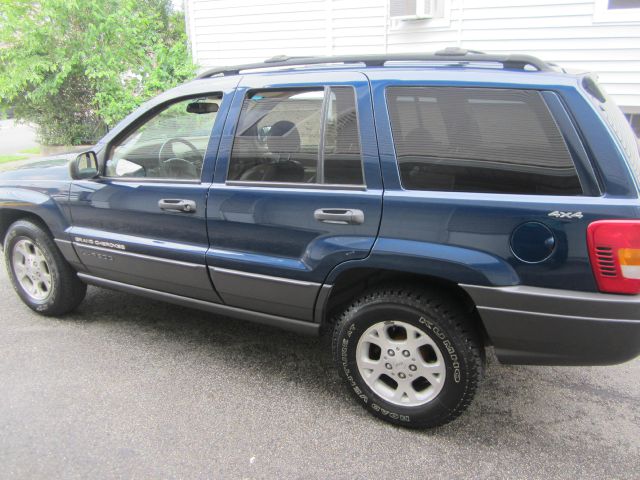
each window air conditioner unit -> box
[389,0,436,21]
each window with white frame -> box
[624,113,640,138]
[594,0,640,22]
[388,0,451,29]
[609,0,640,8]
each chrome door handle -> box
[158,199,196,213]
[314,208,364,225]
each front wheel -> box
[332,285,484,428]
[4,220,86,315]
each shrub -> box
[0,0,195,145]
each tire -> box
[4,220,86,315]
[332,284,484,428]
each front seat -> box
[240,120,305,182]
[399,127,454,190]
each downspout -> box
[457,0,464,47]
[184,0,199,68]
[384,0,389,53]
[326,0,334,55]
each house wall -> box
[184,0,640,114]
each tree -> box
[0,0,195,145]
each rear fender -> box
[325,238,520,287]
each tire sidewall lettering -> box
[341,325,369,405]
[418,315,462,384]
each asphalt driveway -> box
[0,120,38,156]
[0,266,638,479]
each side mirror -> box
[70,151,99,180]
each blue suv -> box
[1,50,639,428]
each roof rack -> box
[196,47,554,78]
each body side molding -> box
[78,273,320,335]
[461,284,640,320]
[54,238,85,271]
[74,243,221,303]
[314,284,333,324]
[209,266,325,321]
[73,242,204,268]
[211,266,322,287]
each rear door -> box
[369,73,610,292]
[206,71,382,321]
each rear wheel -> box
[4,220,86,315]
[332,285,484,428]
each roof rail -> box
[196,48,554,78]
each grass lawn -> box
[0,147,42,164]
[19,146,41,155]
[0,154,28,164]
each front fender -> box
[0,184,72,239]
[325,237,520,287]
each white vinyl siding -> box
[185,0,640,112]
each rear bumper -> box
[461,284,640,366]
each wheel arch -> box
[318,266,491,347]
[0,208,54,247]
[0,187,71,247]
[1,208,88,315]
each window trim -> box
[225,180,367,191]
[99,177,203,185]
[384,85,590,196]
[102,92,223,183]
[541,91,602,197]
[226,85,366,189]
[316,86,330,184]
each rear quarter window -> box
[587,83,640,189]
[386,86,583,195]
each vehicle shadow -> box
[68,286,339,388]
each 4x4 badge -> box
[548,210,584,219]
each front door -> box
[68,87,233,302]
[206,71,383,321]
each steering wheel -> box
[158,137,203,178]
[163,157,199,179]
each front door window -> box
[106,95,221,180]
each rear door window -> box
[228,87,364,186]
[386,86,583,195]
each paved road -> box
[0,267,638,479]
[0,120,38,155]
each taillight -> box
[587,220,640,294]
